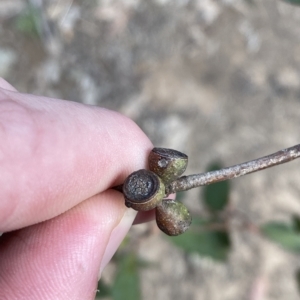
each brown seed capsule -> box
[148,148,188,185]
[155,199,192,236]
[123,169,165,211]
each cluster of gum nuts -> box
[122,148,192,236]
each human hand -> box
[0,78,153,299]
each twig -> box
[165,143,300,195]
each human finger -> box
[0,190,135,299]
[0,84,152,232]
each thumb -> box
[0,190,135,300]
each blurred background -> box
[2,0,300,299]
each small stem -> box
[165,144,300,195]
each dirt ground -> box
[2,0,300,299]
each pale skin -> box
[0,78,155,299]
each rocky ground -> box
[2,0,300,299]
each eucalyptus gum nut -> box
[149,148,188,185]
[155,199,192,236]
[123,169,165,211]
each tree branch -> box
[165,144,300,195]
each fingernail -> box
[98,208,137,279]
[0,78,18,91]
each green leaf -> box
[292,215,300,233]
[112,254,141,300]
[15,6,41,37]
[295,268,300,293]
[202,162,230,212]
[281,0,300,5]
[96,280,112,298]
[175,191,185,202]
[169,217,231,261]
[261,222,300,253]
